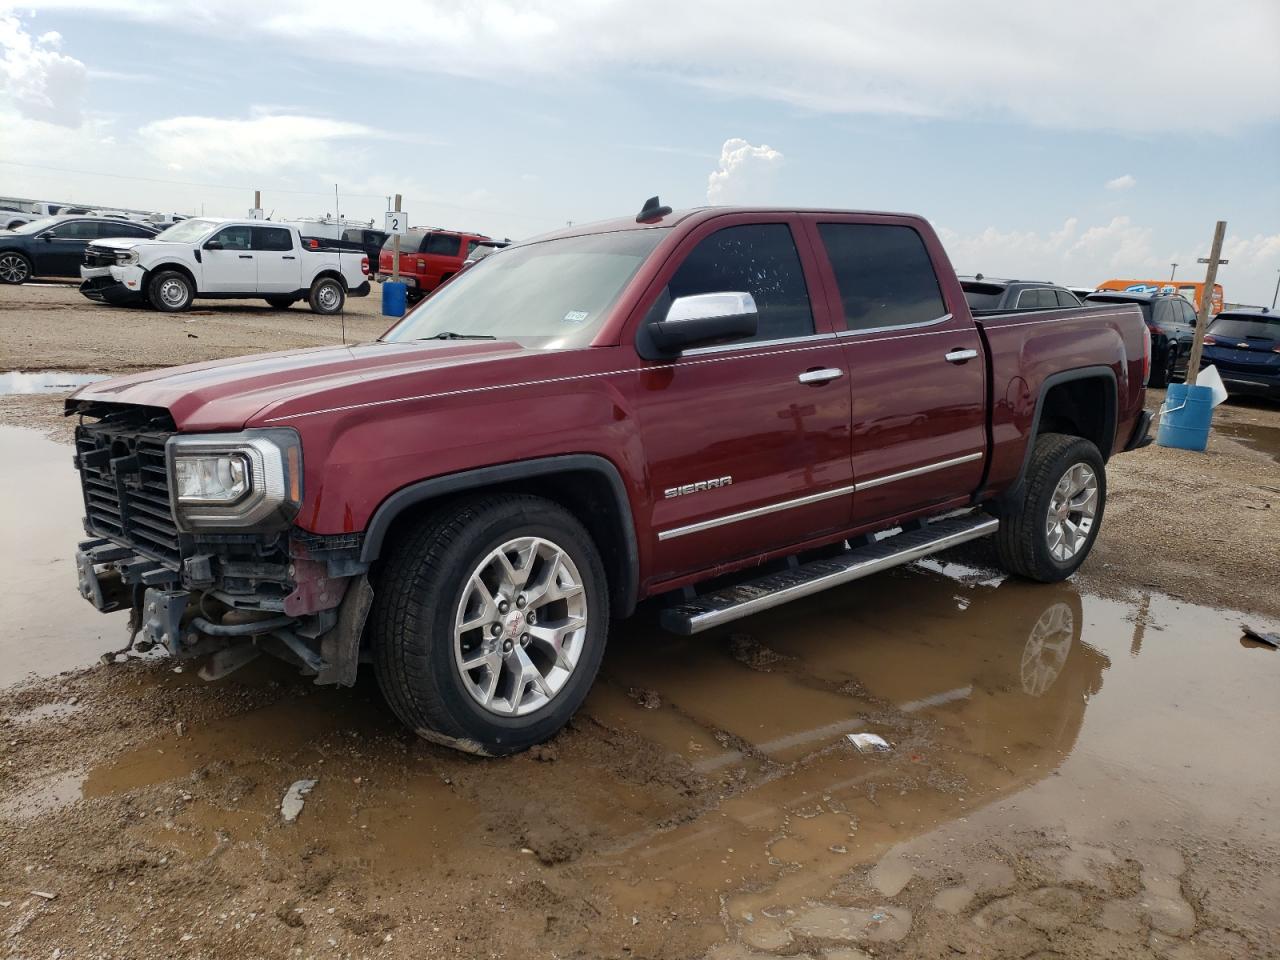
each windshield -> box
[382,230,664,349]
[154,218,218,243]
[9,216,62,234]
[1208,316,1280,340]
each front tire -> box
[0,252,32,284]
[147,270,193,312]
[993,433,1106,582]
[370,494,609,755]
[308,276,345,314]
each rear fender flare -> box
[1011,365,1118,491]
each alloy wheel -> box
[1044,462,1098,562]
[453,536,588,717]
[0,254,29,283]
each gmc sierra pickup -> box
[66,199,1152,755]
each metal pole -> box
[1184,220,1226,387]
[392,193,402,284]
[1272,268,1279,310]
[1169,263,1177,281]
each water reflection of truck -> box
[1097,278,1223,315]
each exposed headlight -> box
[116,250,139,266]
[175,454,250,503]
[167,429,303,531]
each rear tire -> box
[993,433,1106,583]
[265,295,296,309]
[147,269,193,312]
[0,252,32,284]
[308,276,345,314]
[370,494,609,755]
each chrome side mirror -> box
[649,291,758,353]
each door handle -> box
[238,254,254,259]
[944,348,978,364]
[282,255,296,260]
[798,367,844,385]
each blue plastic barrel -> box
[1156,383,1214,452]
[381,280,407,318]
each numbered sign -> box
[384,211,409,235]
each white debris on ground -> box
[846,733,892,754]
[280,779,317,822]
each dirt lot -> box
[1,284,1278,959]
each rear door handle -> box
[282,255,296,260]
[798,367,844,385]
[238,254,253,259]
[944,349,978,364]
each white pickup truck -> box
[79,218,371,314]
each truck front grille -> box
[82,247,116,268]
[75,414,182,562]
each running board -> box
[659,514,1000,635]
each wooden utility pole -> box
[254,190,261,210]
[1184,220,1227,386]
[392,193,402,283]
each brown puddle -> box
[0,425,132,686]
[1217,419,1280,463]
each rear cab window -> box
[818,223,946,331]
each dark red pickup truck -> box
[67,200,1152,754]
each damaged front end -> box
[70,401,372,683]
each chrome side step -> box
[659,514,999,635]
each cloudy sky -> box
[2,1,1279,303]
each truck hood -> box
[66,339,532,431]
[87,237,166,252]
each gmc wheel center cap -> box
[504,611,525,637]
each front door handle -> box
[282,255,296,260]
[944,348,979,364]
[238,254,253,259]
[798,367,844,385]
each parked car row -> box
[0,215,161,284]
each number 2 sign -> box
[384,212,409,236]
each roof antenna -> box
[335,182,346,346]
[636,195,672,223]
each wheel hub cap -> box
[1045,462,1098,562]
[161,279,186,305]
[454,536,587,717]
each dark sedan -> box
[0,215,159,285]
[1201,308,1280,399]
[1085,290,1198,387]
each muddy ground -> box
[1,284,1279,959]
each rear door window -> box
[108,222,156,238]
[424,233,462,257]
[1055,288,1081,307]
[252,226,294,251]
[1015,288,1055,309]
[818,223,945,331]
[668,223,815,343]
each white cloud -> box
[137,112,380,175]
[1105,174,1136,191]
[940,218,1280,307]
[707,138,783,205]
[13,0,1280,133]
[0,13,86,126]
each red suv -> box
[378,228,489,301]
